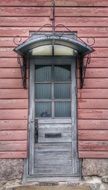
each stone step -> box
[13,185,91,190]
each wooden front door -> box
[29,57,80,178]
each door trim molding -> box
[29,61,35,175]
[23,57,81,181]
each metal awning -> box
[14,33,94,56]
[14,33,94,89]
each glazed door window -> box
[35,65,71,118]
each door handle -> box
[34,119,38,143]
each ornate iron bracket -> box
[17,55,27,89]
[79,54,91,88]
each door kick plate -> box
[45,133,62,138]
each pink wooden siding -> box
[0,0,108,158]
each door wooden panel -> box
[29,57,80,177]
[37,123,72,143]
[34,121,75,176]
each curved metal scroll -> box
[17,56,27,89]
[79,54,91,88]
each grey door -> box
[29,57,80,177]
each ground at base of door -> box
[1,177,108,190]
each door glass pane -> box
[54,65,71,81]
[35,65,51,82]
[55,102,71,117]
[35,102,51,117]
[54,83,70,99]
[35,84,51,99]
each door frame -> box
[24,56,81,181]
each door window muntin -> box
[35,63,72,118]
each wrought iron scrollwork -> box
[17,56,27,89]
[79,54,91,88]
[13,36,22,45]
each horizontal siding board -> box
[78,119,108,130]
[0,0,108,7]
[1,27,108,37]
[56,17,108,27]
[0,89,28,99]
[82,38,108,48]
[1,17,108,27]
[0,68,21,78]
[0,141,27,151]
[0,0,51,6]
[0,27,30,37]
[80,79,108,89]
[79,151,108,158]
[78,68,108,78]
[92,48,108,57]
[78,89,108,99]
[0,48,17,57]
[0,151,27,158]
[0,7,51,17]
[78,99,108,109]
[0,37,26,47]
[0,130,27,141]
[78,109,108,119]
[0,120,27,130]
[1,7,108,17]
[0,79,25,88]
[56,8,108,17]
[54,0,108,6]
[1,17,108,28]
[0,17,50,27]
[0,58,19,68]
[0,99,28,109]
[79,141,108,151]
[79,130,108,140]
[0,109,27,119]
[1,37,108,48]
[78,28,108,38]
[88,58,108,68]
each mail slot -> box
[45,133,62,138]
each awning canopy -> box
[14,33,94,88]
[14,33,94,56]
